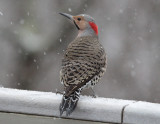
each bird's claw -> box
[92,94,97,98]
[90,88,97,98]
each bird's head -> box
[59,13,98,37]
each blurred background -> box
[0,0,160,103]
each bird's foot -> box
[92,94,97,98]
[90,88,97,98]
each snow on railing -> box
[0,87,160,124]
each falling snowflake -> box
[119,9,123,14]
[33,59,37,63]
[44,52,46,55]
[68,8,72,12]
[27,12,30,16]
[37,65,39,70]
[0,11,3,16]
[60,38,62,42]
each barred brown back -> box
[60,36,107,97]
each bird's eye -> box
[77,18,81,21]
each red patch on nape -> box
[89,21,98,35]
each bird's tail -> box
[59,89,81,116]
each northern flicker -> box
[59,13,107,116]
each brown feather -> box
[60,36,107,97]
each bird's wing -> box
[61,56,105,97]
[60,36,106,97]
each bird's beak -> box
[59,13,73,21]
[59,12,80,30]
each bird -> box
[59,13,107,116]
